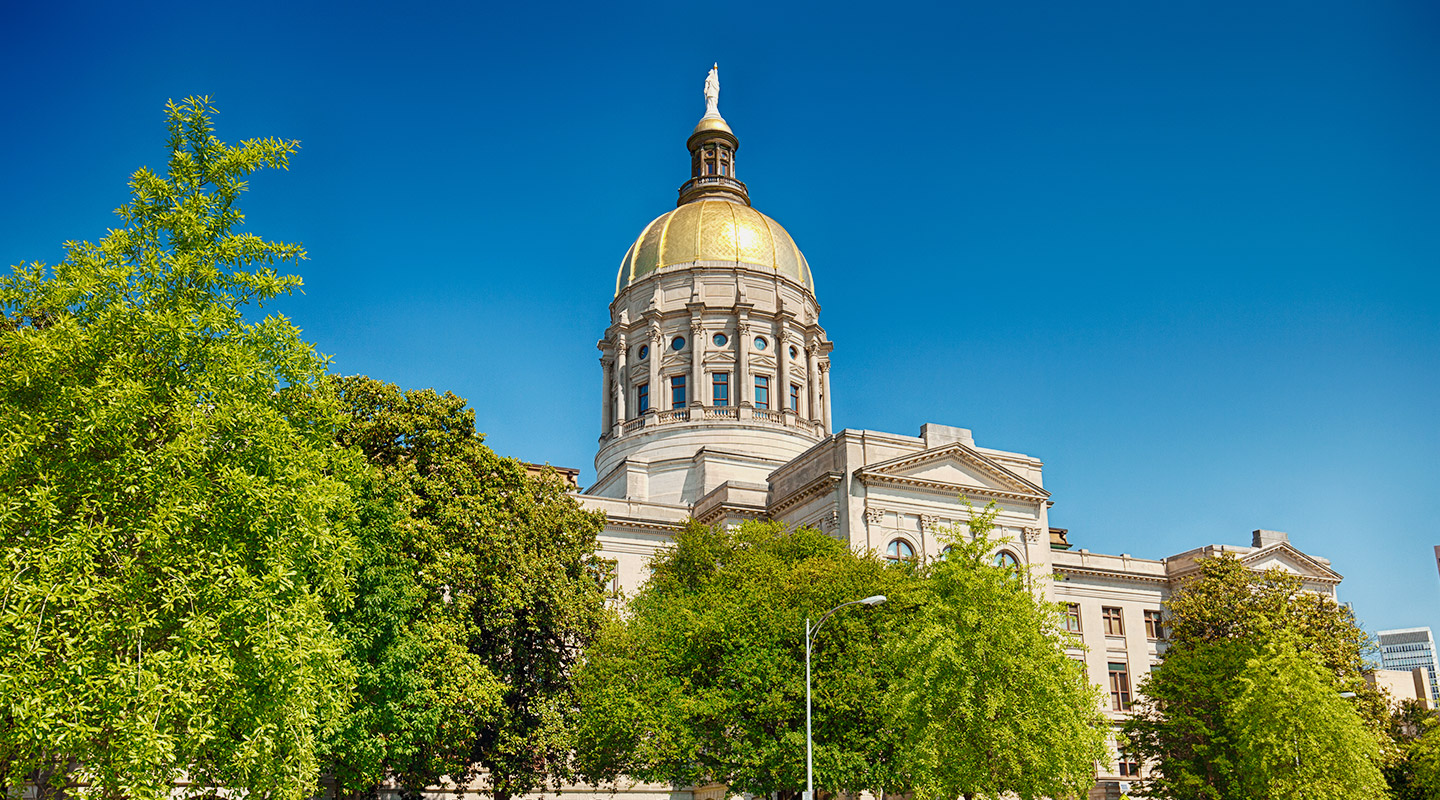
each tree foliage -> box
[0,98,356,799]
[1226,635,1385,799]
[323,376,606,800]
[1122,554,1387,799]
[574,519,918,797]
[890,505,1107,800]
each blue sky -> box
[3,1,1437,640]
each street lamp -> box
[805,595,886,800]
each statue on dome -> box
[703,63,721,118]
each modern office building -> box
[1377,627,1439,706]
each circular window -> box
[713,333,728,347]
[638,345,649,360]
[886,539,916,564]
[671,336,686,351]
[789,345,799,360]
[754,336,768,351]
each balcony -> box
[607,404,824,441]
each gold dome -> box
[616,200,814,295]
[691,115,733,136]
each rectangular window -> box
[671,375,686,409]
[1109,662,1132,711]
[1064,603,1082,633]
[790,383,800,412]
[592,558,619,599]
[1103,606,1124,636]
[713,372,729,407]
[755,375,770,410]
[637,383,649,414]
[1118,755,1140,777]
[1144,609,1163,640]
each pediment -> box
[856,443,1049,502]
[1241,542,1342,583]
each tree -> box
[1384,699,1440,799]
[1226,636,1385,799]
[574,519,918,798]
[889,504,1107,800]
[1122,554,1387,799]
[0,98,356,799]
[322,376,606,800]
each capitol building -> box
[567,67,1345,797]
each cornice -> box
[695,503,768,527]
[1053,565,1170,586]
[855,470,1047,505]
[860,442,1050,500]
[769,471,844,515]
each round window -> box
[638,345,649,360]
[754,336,768,351]
[671,336,686,351]
[789,345,799,360]
[713,333,728,347]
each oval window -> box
[789,345,799,360]
[638,345,649,360]
[754,336,768,351]
[713,333,728,347]
[672,336,686,351]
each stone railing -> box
[608,406,825,440]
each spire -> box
[679,63,750,206]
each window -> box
[789,383,800,412]
[671,375,686,409]
[1064,603,1082,633]
[592,558,619,599]
[637,383,649,414]
[713,332,728,347]
[755,376,770,410]
[1103,606,1124,636]
[712,372,729,407]
[1109,662,1132,710]
[638,344,649,360]
[789,344,799,359]
[754,336,768,350]
[886,539,915,563]
[1117,754,1140,777]
[994,551,1020,572]
[1144,609,1163,640]
[671,336,686,351]
[940,545,953,560]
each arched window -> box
[994,550,1020,575]
[886,539,915,564]
[939,544,953,561]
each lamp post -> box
[805,595,886,800]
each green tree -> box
[574,519,917,798]
[889,504,1107,800]
[1123,554,1387,799]
[1384,699,1440,799]
[323,376,606,800]
[1226,636,1385,799]
[0,98,355,799]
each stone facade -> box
[570,73,1347,798]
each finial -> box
[703,63,721,119]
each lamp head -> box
[860,595,887,606]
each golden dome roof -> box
[616,200,814,295]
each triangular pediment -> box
[1240,542,1342,583]
[856,443,1049,502]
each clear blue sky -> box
[4,1,1437,642]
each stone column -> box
[777,319,792,418]
[820,359,832,434]
[736,318,751,414]
[599,354,612,436]
[648,326,662,415]
[690,319,705,407]
[613,334,628,433]
[806,342,819,423]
